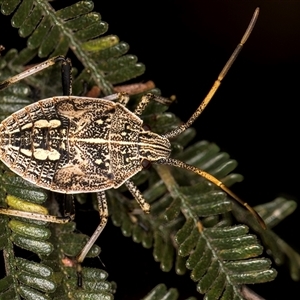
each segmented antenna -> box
[162,8,259,140]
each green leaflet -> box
[0,171,109,298]
[177,223,277,297]
[0,0,145,96]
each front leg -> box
[125,179,150,213]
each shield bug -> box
[0,8,263,271]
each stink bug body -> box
[0,8,263,270]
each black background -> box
[1,1,300,299]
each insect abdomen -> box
[0,98,69,187]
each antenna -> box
[162,8,259,140]
[157,8,265,229]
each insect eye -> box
[141,159,151,169]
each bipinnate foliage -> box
[142,284,196,300]
[0,171,115,299]
[0,0,145,96]
[0,1,299,299]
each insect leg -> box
[115,92,130,105]
[103,92,130,105]
[0,208,72,223]
[103,92,172,115]
[61,57,72,96]
[125,180,150,213]
[134,93,173,116]
[0,56,69,91]
[60,193,75,220]
[76,191,108,264]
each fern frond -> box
[181,223,275,298]
[52,267,114,300]
[44,221,114,299]
[142,283,196,300]
[107,135,278,297]
[243,198,300,281]
[0,0,145,95]
[256,197,297,229]
[0,171,113,299]
[103,96,281,298]
[0,172,56,298]
[234,197,300,271]
[0,49,34,120]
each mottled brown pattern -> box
[0,96,171,193]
